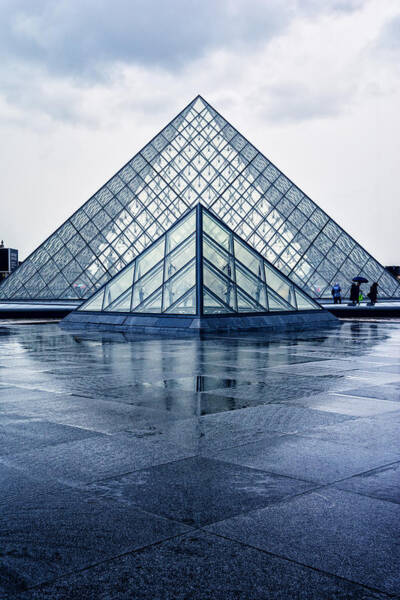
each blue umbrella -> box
[352,276,368,283]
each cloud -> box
[0,0,368,126]
[0,0,369,79]
[375,14,400,53]
[254,81,357,123]
[0,0,290,78]
[299,0,366,15]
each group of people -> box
[331,281,378,306]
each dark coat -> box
[368,283,378,303]
[350,283,359,302]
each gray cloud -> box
[0,0,370,126]
[0,0,290,78]
[254,81,357,123]
[0,0,368,79]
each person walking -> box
[350,281,359,306]
[367,282,378,306]
[331,282,342,304]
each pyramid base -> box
[60,310,338,336]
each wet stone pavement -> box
[0,321,399,599]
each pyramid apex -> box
[187,95,212,113]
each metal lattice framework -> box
[79,205,321,316]
[1,95,398,301]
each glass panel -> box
[162,260,196,311]
[132,264,163,309]
[164,234,195,281]
[295,289,320,311]
[233,238,263,278]
[134,238,164,282]
[203,288,234,314]
[363,259,382,282]
[237,288,265,313]
[165,287,196,314]
[103,264,134,309]
[235,263,267,309]
[264,263,295,306]
[267,289,294,312]
[307,272,329,297]
[203,237,234,277]
[134,288,162,313]
[203,212,232,252]
[203,263,236,310]
[105,288,132,312]
[165,211,196,253]
[79,290,104,311]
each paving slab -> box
[0,485,190,596]
[206,488,400,596]
[341,385,400,402]
[301,410,400,451]
[335,461,400,504]
[86,456,315,527]
[208,432,400,484]
[284,392,400,416]
[0,392,185,434]
[0,420,101,456]
[1,433,195,485]
[12,531,391,600]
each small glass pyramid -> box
[2,95,397,302]
[78,205,321,316]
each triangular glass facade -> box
[1,95,398,301]
[78,205,321,315]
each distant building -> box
[0,241,19,281]
[385,266,400,281]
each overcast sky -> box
[1,0,399,264]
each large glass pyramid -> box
[77,205,321,316]
[1,95,398,301]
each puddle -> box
[152,375,250,392]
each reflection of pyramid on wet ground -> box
[61,205,337,333]
[2,95,397,302]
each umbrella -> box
[352,276,368,283]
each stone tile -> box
[210,378,352,403]
[353,363,400,375]
[0,392,184,434]
[0,485,190,596]
[344,372,400,386]
[332,385,400,403]
[208,433,400,484]
[302,411,400,452]
[206,488,400,596]
[158,403,354,454]
[201,403,355,435]
[0,461,68,510]
[159,415,285,453]
[87,456,314,527]
[2,433,195,485]
[267,362,358,376]
[335,461,400,504]
[0,420,101,456]
[0,386,72,403]
[284,392,400,416]
[14,531,390,600]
